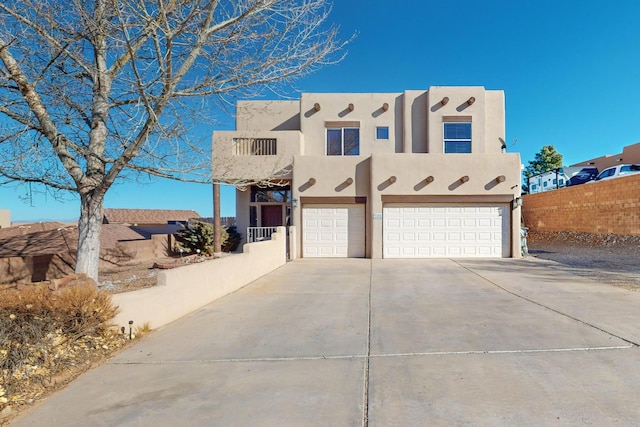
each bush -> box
[0,284,122,413]
[175,221,215,256]
[222,226,242,252]
[175,222,242,254]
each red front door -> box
[261,205,283,227]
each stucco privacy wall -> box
[111,227,288,330]
[522,174,640,235]
[0,210,10,228]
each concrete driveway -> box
[11,258,640,426]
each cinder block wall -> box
[522,174,640,235]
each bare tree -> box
[0,0,347,279]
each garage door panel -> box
[303,205,365,258]
[384,204,509,258]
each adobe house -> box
[212,86,522,259]
[0,224,147,284]
[569,142,640,172]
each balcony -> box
[233,138,277,156]
[212,130,303,183]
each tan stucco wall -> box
[299,92,401,156]
[111,227,287,330]
[369,153,521,258]
[212,130,302,182]
[290,153,521,259]
[570,142,640,171]
[425,87,504,155]
[236,100,300,131]
[0,210,10,228]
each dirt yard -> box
[526,230,640,290]
[97,257,168,293]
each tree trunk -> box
[75,193,104,281]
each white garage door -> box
[383,204,509,258]
[303,205,365,258]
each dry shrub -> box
[54,284,118,339]
[0,284,122,413]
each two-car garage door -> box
[383,204,509,258]
[301,203,510,258]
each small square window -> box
[376,126,389,140]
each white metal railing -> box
[247,226,278,243]
[233,138,277,156]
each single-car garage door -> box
[303,204,365,258]
[383,204,509,258]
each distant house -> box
[103,208,201,239]
[570,142,640,171]
[103,208,200,225]
[0,221,66,239]
[528,169,569,194]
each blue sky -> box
[3,0,640,222]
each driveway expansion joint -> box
[108,344,634,366]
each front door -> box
[261,205,283,227]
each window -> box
[327,128,359,155]
[250,186,291,203]
[376,126,389,140]
[444,123,471,153]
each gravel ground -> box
[526,231,640,291]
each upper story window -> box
[444,122,471,153]
[251,185,291,203]
[327,128,360,156]
[376,126,389,140]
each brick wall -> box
[522,174,640,235]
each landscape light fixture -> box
[128,320,134,340]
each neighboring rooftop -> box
[0,227,79,257]
[0,224,146,258]
[571,142,640,170]
[103,208,200,225]
[0,222,67,240]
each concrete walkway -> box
[11,258,640,426]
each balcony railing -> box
[233,138,277,156]
[246,226,278,243]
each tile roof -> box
[0,224,146,258]
[0,222,66,239]
[103,208,201,225]
[0,227,79,257]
